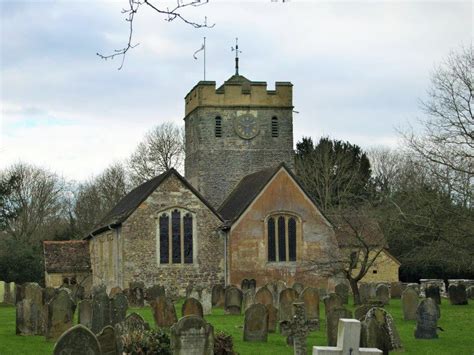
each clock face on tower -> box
[234,113,260,139]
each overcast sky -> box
[1,0,472,181]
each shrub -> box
[122,329,171,355]
[214,330,235,355]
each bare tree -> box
[128,122,184,186]
[97,0,213,69]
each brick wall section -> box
[90,174,224,296]
[184,80,295,209]
[228,168,341,289]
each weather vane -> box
[231,38,242,75]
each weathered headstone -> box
[0,281,4,303]
[4,282,16,304]
[145,284,165,303]
[78,299,93,329]
[355,304,373,321]
[414,298,440,339]
[16,282,44,335]
[375,284,390,306]
[242,289,255,312]
[292,282,304,295]
[91,286,111,334]
[151,296,177,328]
[46,289,76,341]
[110,292,128,325]
[211,284,225,307]
[401,287,418,321]
[200,288,212,315]
[448,284,468,305]
[390,282,402,299]
[241,279,250,291]
[326,307,352,346]
[249,279,257,290]
[467,285,474,299]
[299,287,320,325]
[170,315,214,355]
[265,282,278,306]
[243,303,268,342]
[358,284,372,304]
[53,324,101,355]
[425,285,441,305]
[324,293,343,317]
[224,286,242,315]
[43,287,57,305]
[276,280,287,302]
[280,302,315,355]
[182,297,204,318]
[407,283,420,294]
[115,312,149,338]
[127,281,145,307]
[313,318,383,355]
[279,288,299,322]
[255,287,273,306]
[360,308,403,354]
[266,304,278,333]
[335,283,349,304]
[96,325,118,355]
[15,283,25,305]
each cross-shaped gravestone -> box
[313,319,382,355]
[280,302,318,355]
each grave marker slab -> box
[151,296,177,328]
[212,284,225,307]
[280,302,315,355]
[390,282,402,299]
[91,286,111,334]
[414,298,440,339]
[323,293,343,318]
[46,289,76,341]
[224,286,242,315]
[16,283,44,335]
[53,324,101,355]
[255,287,273,306]
[266,304,278,333]
[326,307,352,346]
[425,285,441,305]
[242,289,255,312]
[448,284,468,305]
[335,284,349,305]
[299,287,320,325]
[279,288,299,322]
[170,315,214,355]
[78,299,93,329]
[401,288,418,321]
[145,285,165,303]
[375,284,390,306]
[182,297,204,318]
[243,303,268,342]
[110,292,128,325]
[241,279,250,291]
[360,308,403,353]
[97,325,118,355]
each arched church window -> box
[215,116,222,137]
[267,213,299,262]
[158,209,194,265]
[271,116,279,137]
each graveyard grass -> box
[1,299,473,355]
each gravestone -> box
[46,289,76,341]
[280,302,316,355]
[16,282,44,335]
[151,296,177,327]
[375,284,390,306]
[299,287,320,326]
[170,315,214,355]
[128,281,145,307]
[401,287,418,321]
[360,308,403,354]
[292,282,304,295]
[249,279,257,290]
[70,284,85,303]
[224,286,242,315]
[110,292,128,325]
[414,298,440,339]
[467,286,474,299]
[407,283,420,294]
[4,282,16,304]
[242,289,255,312]
[241,279,250,291]
[265,282,278,306]
[15,283,25,305]
[255,287,273,306]
[96,325,118,355]
[53,324,101,355]
[425,285,441,305]
[279,288,299,322]
[212,284,225,307]
[115,312,150,346]
[355,304,373,321]
[200,288,212,315]
[326,307,352,346]
[313,318,382,355]
[390,282,402,299]
[448,284,468,305]
[145,284,165,303]
[266,304,278,333]
[358,284,371,304]
[78,299,93,329]
[276,280,287,303]
[109,286,122,298]
[43,287,57,305]
[0,281,4,303]
[182,297,204,318]
[323,293,343,317]
[335,283,349,304]
[243,303,268,342]
[91,286,111,334]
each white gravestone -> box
[313,319,382,355]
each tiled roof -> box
[43,240,91,273]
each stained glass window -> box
[183,213,193,264]
[278,216,286,262]
[288,217,297,261]
[268,218,276,262]
[159,214,169,264]
[171,209,181,263]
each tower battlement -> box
[185,75,292,116]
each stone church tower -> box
[184,74,295,208]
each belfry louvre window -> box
[158,209,193,264]
[215,116,222,137]
[271,117,279,137]
[267,214,298,262]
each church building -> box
[43,71,399,295]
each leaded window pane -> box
[171,209,181,263]
[159,214,169,264]
[268,218,276,262]
[278,216,286,261]
[183,213,193,264]
[288,217,297,261]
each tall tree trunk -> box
[349,278,361,305]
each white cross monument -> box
[313,319,382,355]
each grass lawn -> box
[0,298,473,355]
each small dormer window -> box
[215,116,222,137]
[271,117,279,137]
